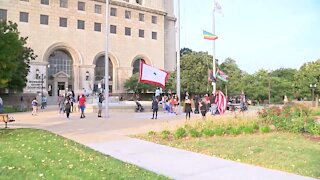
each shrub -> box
[214,127,225,136]
[202,128,215,137]
[260,126,271,133]
[189,128,201,138]
[161,130,170,140]
[148,131,156,136]
[174,128,187,139]
[242,126,254,134]
[229,127,241,135]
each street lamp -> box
[310,84,316,107]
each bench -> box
[0,114,15,128]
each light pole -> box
[310,84,316,107]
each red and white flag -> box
[139,62,169,88]
[215,90,227,114]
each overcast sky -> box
[179,0,320,74]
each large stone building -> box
[0,0,176,97]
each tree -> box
[180,51,213,94]
[0,21,36,91]
[123,73,157,93]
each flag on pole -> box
[215,90,227,114]
[139,62,169,88]
[216,69,228,82]
[214,0,223,15]
[203,30,218,40]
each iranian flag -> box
[139,62,169,88]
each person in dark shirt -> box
[151,97,159,119]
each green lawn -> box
[0,128,168,179]
[139,132,320,178]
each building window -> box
[125,27,131,36]
[77,20,85,29]
[60,0,68,8]
[123,0,129,2]
[125,10,131,19]
[0,9,7,22]
[110,25,116,34]
[132,58,145,74]
[19,12,29,22]
[94,22,101,32]
[136,0,143,5]
[110,8,117,16]
[78,1,85,11]
[41,0,49,5]
[139,29,144,38]
[40,14,49,25]
[94,56,113,82]
[152,16,157,24]
[59,17,67,27]
[48,50,73,78]
[152,32,157,40]
[139,13,144,22]
[95,4,101,14]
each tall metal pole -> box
[176,0,181,111]
[104,0,109,118]
[212,0,216,93]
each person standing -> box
[151,97,159,119]
[240,91,246,111]
[98,93,104,117]
[200,98,207,120]
[79,94,86,118]
[210,92,217,115]
[65,99,71,118]
[0,96,3,114]
[184,96,192,120]
[31,97,38,115]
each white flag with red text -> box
[139,62,169,88]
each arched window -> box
[132,58,145,74]
[48,50,73,78]
[95,56,113,82]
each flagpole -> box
[176,0,181,112]
[104,0,109,118]
[212,0,216,93]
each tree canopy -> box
[0,21,36,91]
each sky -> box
[179,0,320,74]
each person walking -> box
[151,97,159,119]
[184,96,192,120]
[98,93,104,117]
[79,94,86,118]
[65,99,71,118]
[31,97,38,115]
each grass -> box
[139,132,320,178]
[0,128,169,179]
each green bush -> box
[202,128,215,137]
[148,131,156,136]
[174,128,187,139]
[260,126,271,133]
[242,126,254,134]
[161,130,170,140]
[189,128,201,138]
[214,127,225,136]
[229,127,241,135]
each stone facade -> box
[0,0,176,96]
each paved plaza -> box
[4,104,315,180]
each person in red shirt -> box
[79,94,86,118]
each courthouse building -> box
[0,0,176,97]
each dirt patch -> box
[303,133,320,142]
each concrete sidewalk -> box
[7,105,316,180]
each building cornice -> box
[91,0,167,16]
